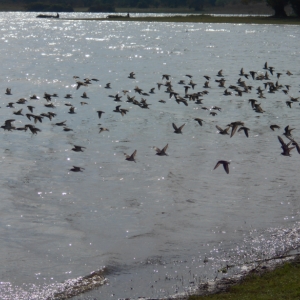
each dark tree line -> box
[263,0,300,17]
[11,0,299,16]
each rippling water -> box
[0,12,300,299]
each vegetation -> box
[0,0,299,17]
[188,258,300,300]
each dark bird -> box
[214,160,230,174]
[278,136,294,156]
[6,102,14,108]
[5,88,12,95]
[99,127,109,133]
[97,110,105,119]
[217,69,223,77]
[238,126,250,137]
[72,145,86,152]
[34,115,43,124]
[17,98,27,104]
[216,125,230,135]
[44,103,55,108]
[162,74,170,80]
[154,144,168,156]
[27,105,35,113]
[270,125,280,131]
[128,72,135,79]
[228,121,244,138]
[194,118,204,126]
[26,124,41,135]
[70,166,85,172]
[283,125,295,137]
[1,119,16,131]
[81,92,89,99]
[13,109,23,116]
[68,106,76,114]
[172,123,185,134]
[249,71,256,80]
[105,83,111,89]
[63,127,73,132]
[76,81,88,90]
[55,121,67,126]
[113,105,128,116]
[64,94,72,99]
[125,150,137,162]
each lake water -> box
[0,12,300,300]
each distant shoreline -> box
[61,15,300,25]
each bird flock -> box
[1,61,299,174]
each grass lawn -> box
[188,257,300,300]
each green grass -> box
[188,260,300,300]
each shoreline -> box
[60,15,300,25]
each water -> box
[0,12,300,299]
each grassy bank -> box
[188,256,300,300]
[64,15,300,25]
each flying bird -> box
[214,160,230,174]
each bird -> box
[70,166,85,172]
[162,74,170,80]
[72,145,86,152]
[105,83,111,89]
[216,125,230,135]
[17,98,27,104]
[238,126,250,137]
[68,106,76,114]
[154,144,168,156]
[27,106,35,113]
[63,127,73,132]
[278,136,294,156]
[81,92,89,99]
[55,121,67,126]
[270,125,280,131]
[97,110,105,119]
[64,94,72,99]
[76,81,88,90]
[44,103,55,108]
[172,123,185,134]
[113,105,128,116]
[228,121,244,138]
[1,119,16,131]
[13,109,24,116]
[128,72,135,79]
[5,88,12,95]
[214,160,230,174]
[26,124,41,135]
[99,127,109,133]
[194,118,204,126]
[6,102,14,108]
[283,125,295,137]
[125,150,137,162]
